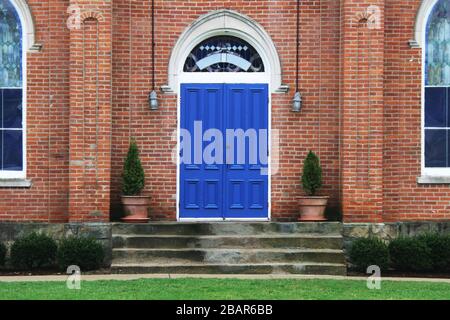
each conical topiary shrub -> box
[121,139,150,223]
[122,139,145,196]
[301,150,322,196]
[298,151,328,221]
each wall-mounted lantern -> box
[149,90,159,110]
[150,0,158,111]
[293,0,302,113]
[292,91,302,112]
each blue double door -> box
[180,83,269,220]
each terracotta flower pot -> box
[121,196,150,223]
[298,196,329,221]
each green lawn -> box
[0,278,449,300]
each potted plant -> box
[121,139,150,223]
[298,151,329,221]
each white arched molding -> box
[164,9,286,94]
[410,0,439,48]
[9,0,39,52]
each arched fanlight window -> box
[184,36,265,73]
[0,0,24,175]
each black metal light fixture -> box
[292,0,302,112]
[149,0,158,110]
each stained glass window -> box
[184,36,264,73]
[0,0,23,173]
[424,0,450,168]
[0,0,22,87]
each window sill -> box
[417,176,450,184]
[0,179,32,188]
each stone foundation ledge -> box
[0,222,112,267]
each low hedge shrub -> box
[0,242,6,266]
[388,237,433,272]
[10,233,57,270]
[416,233,450,272]
[57,237,105,271]
[349,237,389,272]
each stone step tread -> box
[113,234,343,239]
[112,262,346,268]
[111,222,343,236]
[111,248,346,265]
[112,248,344,253]
[110,260,347,275]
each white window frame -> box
[420,0,450,178]
[0,0,34,181]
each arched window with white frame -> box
[423,0,450,176]
[0,0,25,179]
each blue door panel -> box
[204,180,220,209]
[184,179,201,209]
[180,83,268,219]
[249,179,265,209]
[228,179,246,209]
[180,84,223,219]
[223,84,269,219]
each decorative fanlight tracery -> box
[184,36,264,73]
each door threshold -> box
[178,218,270,222]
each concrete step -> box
[112,222,342,236]
[111,222,346,276]
[112,234,343,250]
[112,248,346,264]
[110,262,347,276]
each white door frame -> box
[176,72,272,222]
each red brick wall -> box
[0,0,448,223]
